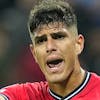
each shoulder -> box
[74,72,100,99]
[0,84,20,100]
[0,81,48,92]
[87,72,100,90]
[0,81,48,99]
[23,81,48,92]
[90,72,100,83]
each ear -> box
[30,44,38,63]
[75,34,84,55]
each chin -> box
[46,74,67,84]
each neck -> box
[48,68,85,97]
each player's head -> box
[28,0,84,83]
[28,0,78,38]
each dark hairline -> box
[28,0,77,36]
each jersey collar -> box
[49,72,91,100]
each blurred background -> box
[0,0,100,88]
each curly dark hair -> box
[28,0,77,34]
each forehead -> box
[34,22,70,36]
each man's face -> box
[31,22,83,83]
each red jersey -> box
[0,72,100,100]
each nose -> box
[46,37,56,53]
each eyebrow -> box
[51,31,67,35]
[34,34,47,43]
[34,34,47,39]
[51,31,68,37]
[34,31,68,41]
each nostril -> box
[46,48,56,53]
[46,50,49,53]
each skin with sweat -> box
[30,22,85,97]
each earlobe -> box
[75,34,84,55]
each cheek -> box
[35,47,45,65]
[59,41,76,63]
[60,40,75,55]
[34,50,45,72]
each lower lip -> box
[46,61,64,73]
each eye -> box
[51,32,66,40]
[35,35,47,45]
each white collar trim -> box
[49,72,90,100]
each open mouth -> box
[47,59,63,68]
